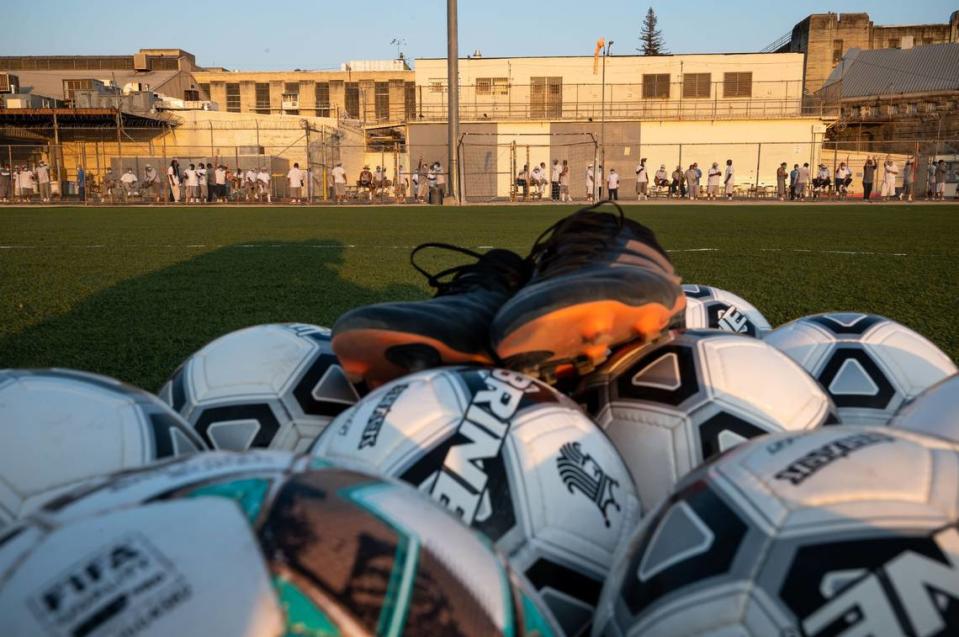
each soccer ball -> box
[681,284,772,337]
[0,368,204,528]
[765,312,957,425]
[891,374,959,443]
[594,426,959,636]
[576,330,835,511]
[159,323,361,452]
[311,366,641,636]
[0,451,559,637]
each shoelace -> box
[410,243,527,297]
[527,201,627,277]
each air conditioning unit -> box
[133,53,150,71]
[123,82,149,94]
[0,73,19,94]
[281,94,299,110]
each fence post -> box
[755,143,762,190]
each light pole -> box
[447,0,460,203]
[599,40,613,200]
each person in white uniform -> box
[881,156,898,200]
[723,159,735,200]
[287,162,305,203]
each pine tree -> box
[639,7,666,55]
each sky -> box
[3,1,956,70]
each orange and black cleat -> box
[332,243,530,387]
[490,201,685,379]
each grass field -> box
[1,203,957,392]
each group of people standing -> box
[328,160,448,205]
[164,160,271,204]
[516,160,574,202]
[773,156,952,202]
[0,162,54,202]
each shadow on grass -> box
[0,240,427,391]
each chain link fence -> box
[0,133,956,204]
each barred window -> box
[226,83,240,112]
[642,74,670,99]
[476,77,509,96]
[254,82,271,114]
[723,72,752,98]
[315,82,330,117]
[682,73,710,99]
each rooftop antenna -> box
[390,38,407,60]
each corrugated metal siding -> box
[826,43,959,98]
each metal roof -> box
[13,69,184,100]
[823,43,959,98]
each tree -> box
[639,7,667,55]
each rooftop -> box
[823,43,959,98]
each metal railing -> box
[413,80,833,122]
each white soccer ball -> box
[0,451,559,637]
[594,426,959,636]
[576,329,835,511]
[311,366,640,636]
[765,312,957,425]
[0,368,204,528]
[159,323,361,452]
[890,374,959,443]
[682,284,772,337]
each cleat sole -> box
[333,328,492,387]
[495,297,684,376]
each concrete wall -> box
[419,118,828,200]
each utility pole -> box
[447,0,460,203]
[599,40,613,201]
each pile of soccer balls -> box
[2,290,958,636]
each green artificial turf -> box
[1,203,957,391]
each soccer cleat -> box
[491,201,684,378]
[332,243,530,386]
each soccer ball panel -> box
[699,337,832,430]
[891,375,959,443]
[579,332,834,512]
[766,313,957,425]
[601,403,691,514]
[162,324,359,451]
[865,322,958,399]
[0,369,203,527]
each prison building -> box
[769,11,959,95]
[192,60,414,123]
[406,52,831,200]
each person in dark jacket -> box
[862,157,876,202]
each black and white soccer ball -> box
[0,451,560,637]
[159,323,361,452]
[311,366,641,636]
[594,426,959,636]
[576,330,835,511]
[681,284,772,337]
[0,368,204,528]
[766,312,957,425]
[891,374,959,443]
